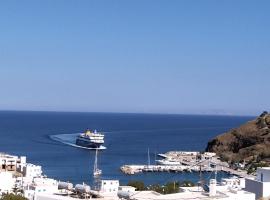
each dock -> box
[120,163,253,178]
[120,151,255,179]
[120,164,212,175]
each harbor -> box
[120,164,252,178]
[120,151,254,179]
[0,112,268,200]
[0,152,266,200]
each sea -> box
[0,111,254,186]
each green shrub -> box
[1,194,27,200]
[148,182,180,194]
[127,180,195,194]
[127,181,145,191]
[180,180,195,187]
[247,162,269,174]
[148,184,163,193]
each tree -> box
[148,184,163,193]
[163,182,180,194]
[1,194,27,200]
[127,180,145,191]
[148,182,180,194]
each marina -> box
[0,152,263,200]
[0,111,253,185]
[120,151,254,179]
[120,164,252,178]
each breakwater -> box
[120,151,254,179]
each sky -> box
[0,1,269,116]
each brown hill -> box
[206,111,270,163]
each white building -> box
[0,153,26,172]
[0,172,15,194]
[23,164,42,178]
[201,152,216,160]
[119,178,255,200]
[118,186,136,193]
[17,156,27,172]
[99,180,119,196]
[23,177,58,200]
[221,177,245,189]
[245,167,270,199]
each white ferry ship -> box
[76,129,104,149]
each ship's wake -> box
[49,133,106,150]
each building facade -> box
[245,167,270,199]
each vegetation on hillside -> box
[206,111,270,167]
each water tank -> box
[117,191,131,199]
[58,182,73,190]
[75,184,91,193]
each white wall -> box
[262,182,270,198]
[23,178,58,200]
[0,172,15,193]
[224,191,255,200]
[118,186,136,193]
[23,164,42,178]
[100,180,119,194]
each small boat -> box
[156,159,182,166]
[76,129,104,149]
[93,149,102,177]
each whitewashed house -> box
[0,172,15,194]
[245,167,270,199]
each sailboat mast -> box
[147,148,150,167]
[93,149,98,174]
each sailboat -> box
[93,149,102,177]
[144,148,153,172]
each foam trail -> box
[50,133,106,150]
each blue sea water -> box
[0,111,254,186]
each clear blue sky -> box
[0,1,269,115]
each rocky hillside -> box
[206,111,270,163]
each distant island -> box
[206,111,270,171]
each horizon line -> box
[0,109,257,117]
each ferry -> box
[76,129,104,149]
